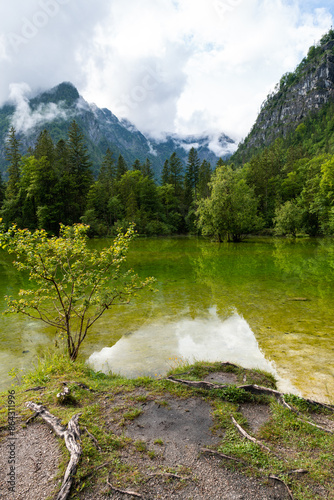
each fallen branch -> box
[201,447,247,465]
[107,476,142,498]
[269,475,294,500]
[231,416,271,453]
[26,402,82,500]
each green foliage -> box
[196,166,263,242]
[0,221,155,360]
[274,200,303,237]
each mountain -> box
[0,82,236,179]
[232,29,334,164]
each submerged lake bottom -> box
[1,236,333,402]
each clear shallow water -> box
[0,237,333,402]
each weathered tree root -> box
[281,396,333,434]
[83,426,102,451]
[148,472,187,480]
[26,402,82,500]
[166,377,334,414]
[107,475,142,497]
[24,386,46,392]
[166,375,227,390]
[269,475,294,500]
[201,447,247,465]
[231,416,272,453]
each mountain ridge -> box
[0,82,236,179]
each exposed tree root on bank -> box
[107,474,142,497]
[26,402,82,500]
[166,376,334,413]
[269,475,294,500]
[201,447,247,464]
[231,416,272,453]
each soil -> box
[0,419,62,500]
[0,371,332,499]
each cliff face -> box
[234,33,334,163]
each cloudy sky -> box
[0,0,333,144]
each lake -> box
[0,236,333,403]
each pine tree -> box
[216,158,226,169]
[99,148,116,184]
[142,158,154,179]
[66,120,93,221]
[0,171,5,207]
[5,127,21,200]
[184,147,200,204]
[132,159,142,172]
[197,160,212,199]
[34,129,55,164]
[116,155,128,180]
[161,159,170,185]
[169,152,183,195]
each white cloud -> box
[0,0,333,143]
[8,82,71,134]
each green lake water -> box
[0,237,333,403]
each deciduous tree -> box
[0,221,155,361]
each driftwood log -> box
[26,402,82,500]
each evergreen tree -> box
[5,127,21,200]
[216,158,226,169]
[116,154,128,180]
[19,155,60,231]
[99,148,116,184]
[132,158,142,172]
[142,158,154,179]
[0,171,5,207]
[169,152,183,196]
[34,129,55,164]
[161,159,170,185]
[66,120,93,222]
[184,147,200,204]
[197,160,212,199]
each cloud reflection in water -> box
[88,307,298,391]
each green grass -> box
[0,353,333,500]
